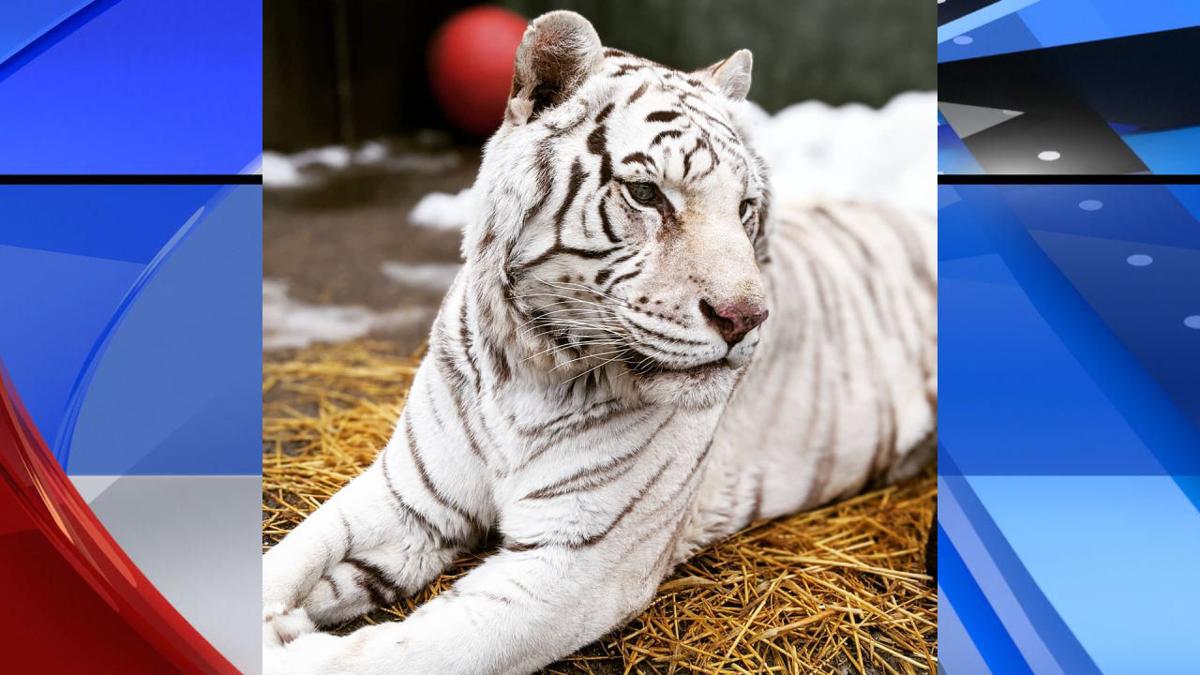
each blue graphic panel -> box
[939,184,1200,673]
[938,1,1200,174]
[0,0,91,64]
[939,0,1200,59]
[0,186,222,450]
[970,476,1200,674]
[0,0,261,174]
[0,186,261,475]
[941,186,1200,476]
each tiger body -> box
[263,12,934,675]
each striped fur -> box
[263,12,935,675]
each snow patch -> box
[380,261,462,291]
[404,91,936,229]
[263,279,430,350]
[409,188,474,230]
[743,91,936,215]
[263,141,459,189]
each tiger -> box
[262,11,936,675]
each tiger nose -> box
[699,298,769,346]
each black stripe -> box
[605,266,642,292]
[595,103,615,124]
[621,152,656,168]
[570,456,674,548]
[636,437,716,529]
[678,99,739,140]
[645,110,682,123]
[379,450,452,546]
[587,124,613,185]
[485,338,512,386]
[507,579,540,600]
[523,412,674,500]
[515,243,622,272]
[523,141,555,224]
[344,558,398,607]
[431,353,488,464]
[554,159,587,232]
[0,174,261,185]
[613,63,650,77]
[749,472,764,523]
[458,300,482,390]
[520,405,650,468]
[458,591,513,605]
[435,339,470,392]
[424,377,448,432]
[598,194,620,243]
[404,413,477,525]
[339,513,355,555]
[607,250,640,268]
[502,540,540,552]
[512,398,619,437]
[321,573,343,600]
[650,130,683,146]
[622,315,707,346]
[627,81,650,104]
[939,174,1200,185]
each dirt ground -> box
[264,141,481,351]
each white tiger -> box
[263,11,935,674]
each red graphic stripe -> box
[0,363,239,673]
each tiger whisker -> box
[560,352,628,386]
[518,316,624,341]
[519,321,623,341]
[513,292,617,314]
[550,348,626,372]
[520,338,628,364]
[532,275,632,307]
[515,306,616,331]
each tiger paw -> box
[263,631,346,675]
[263,603,317,648]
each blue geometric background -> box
[938,1,1200,174]
[938,0,1200,61]
[0,185,261,475]
[939,184,1200,673]
[0,0,261,174]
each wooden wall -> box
[264,0,934,151]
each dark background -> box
[264,0,935,151]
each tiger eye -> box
[740,199,755,219]
[628,182,660,205]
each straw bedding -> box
[263,340,937,674]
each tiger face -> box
[468,11,770,408]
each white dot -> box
[1079,199,1103,211]
[1002,109,1021,116]
[953,35,974,45]
[1185,315,1200,329]
[1038,150,1061,161]
[938,0,946,4]
[1126,254,1153,267]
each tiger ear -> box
[508,11,603,123]
[697,49,753,102]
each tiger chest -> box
[493,405,723,549]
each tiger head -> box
[466,11,771,408]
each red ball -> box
[428,6,528,136]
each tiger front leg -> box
[264,539,675,675]
[263,395,492,647]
